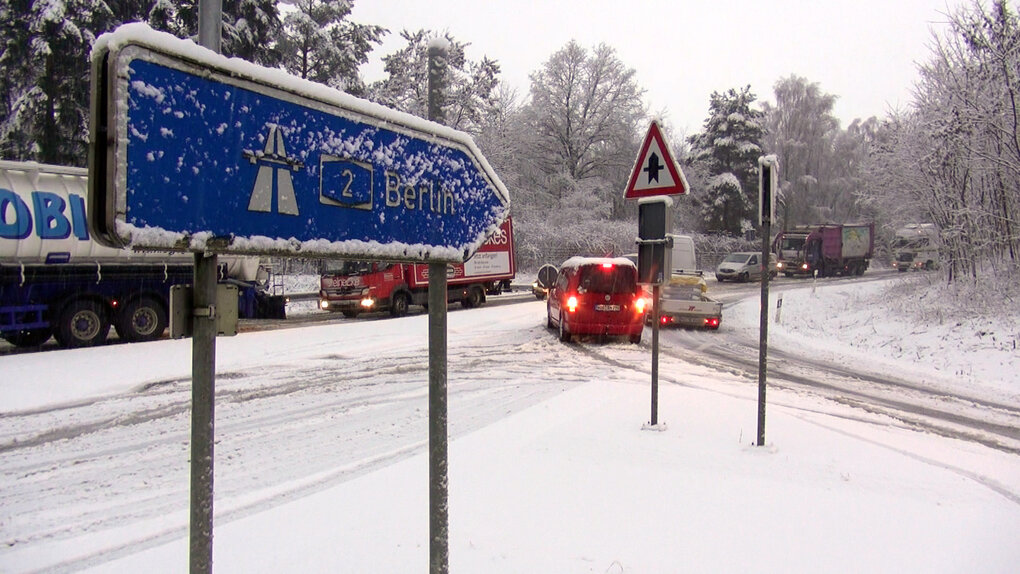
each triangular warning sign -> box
[624,120,689,199]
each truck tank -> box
[2,160,281,348]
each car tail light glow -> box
[566,295,578,313]
[660,315,674,325]
[634,296,646,314]
[704,317,720,327]
[601,262,614,269]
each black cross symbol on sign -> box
[643,152,664,183]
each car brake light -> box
[566,295,578,313]
[704,317,720,327]
[634,296,646,314]
[601,262,614,269]
[660,315,674,325]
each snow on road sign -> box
[89,24,509,264]
[624,120,688,199]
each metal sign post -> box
[757,155,778,447]
[650,283,661,425]
[625,120,687,429]
[427,42,450,574]
[636,197,673,427]
[190,3,221,572]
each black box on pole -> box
[638,200,672,240]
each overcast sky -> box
[351,0,977,137]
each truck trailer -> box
[318,217,515,317]
[774,223,874,278]
[0,160,284,348]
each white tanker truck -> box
[0,160,285,348]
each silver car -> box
[716,252,777,282]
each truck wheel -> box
[55,299,110,348]
[116,297,167,342]
[558,311,571,343]
[2,328,52,347]
[390,293,410,317]
[462,286,484,309]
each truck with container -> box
[774,223,874,277]
[0,160,285,348]
[625,234,722,330]
[318,217,515,317]
[891,223,939,272]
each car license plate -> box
[595,304,620,312]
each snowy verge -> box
[727,274,1020,405]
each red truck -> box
[773,223,874,277]
[318,218,515,317]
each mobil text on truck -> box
[0,160,284,349]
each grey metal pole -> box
[427,41,450,574]
[190,252,217,573]
[427,263,449,574]
[651,283,660,426]
[756,219,771,446]
[197,0,222,54]
[191,3,221,572]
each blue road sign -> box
[89,26,509,263]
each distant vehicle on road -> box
[546,257,645,344]
[774,223,874,277]
[892,224,939,272]
[715,252,777,282]
[318,218,516,317]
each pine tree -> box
[369,29,501,134]
[688,86,765,235]
[278,0,385,97]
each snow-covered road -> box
[2,274,1018,572]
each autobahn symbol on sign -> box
[89,25,509,263]
[624,120,689,199]
[244,125,302,216]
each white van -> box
[668,234,697,274]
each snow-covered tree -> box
[865,0,1020,281]
[369,29,501,134]
[277,0,385,97]
[168,0,283,65]
[687,86,765,235]
[0,0,284,166]
[762,76,841,229]
[524,41,645,183]
[0,0,114,165]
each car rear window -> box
[577,265,636,294]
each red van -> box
[546,257,647,343]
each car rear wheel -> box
[558,311,571,343]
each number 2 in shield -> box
[319,155,373,210]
